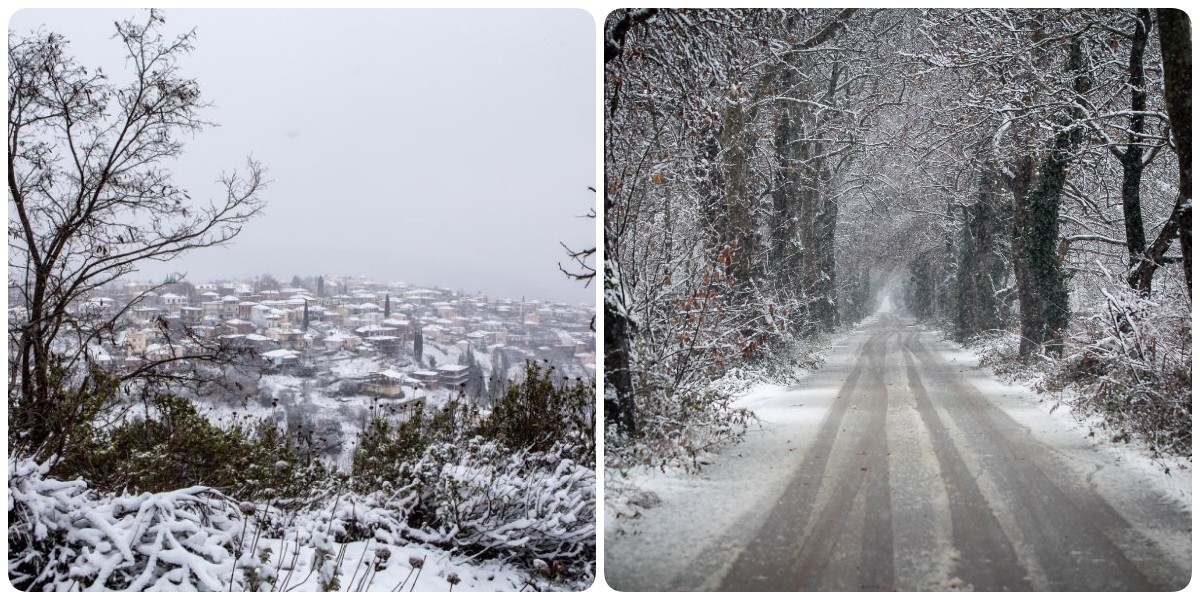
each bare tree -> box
[8,10,267,459]
[604,8,868,444]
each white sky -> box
[8,8,597,304]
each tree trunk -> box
[1022,134,1074,356]
[1008,156,1041,355]
[957,167,1005,340]
[603,244,636,438]
[1120,9,1152,274]
[716,103,758,287]
[771,68,803,305]
[601,8,658,439]
[1129,10,1192,295]
[1158,8,1192,295]
[1011,39,1090,357]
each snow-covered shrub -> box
[1048,282,1191,458]
[480,361,595,465]
[972,328,1048,383]
[350,401,448,493]
[9,457,242,591]
[337,370,597,586]
[346,439,595,583]
[52,394,331,503]
[613,385,755,474]
[605,254,821,475]
[10,452,591,592]
[604,324,821,474]
[424,439,594,569]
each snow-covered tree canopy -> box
[604,8,1188,460]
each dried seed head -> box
[446,572,461,585]
[239,501,257,516]
[408,555,425,569]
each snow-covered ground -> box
[603,323,862,591]
[604,303,1191,591]
[8,458,567,592]
[213,538,532,592]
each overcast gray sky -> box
[9,8,596,304]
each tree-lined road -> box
[608,313,1190,592]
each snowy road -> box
[605,312,1191,592]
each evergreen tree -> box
[413,326,423,363]
[489,349,510,404]
[464,346,486,400]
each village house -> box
[179,305,204,325]
[132,306,161,324]
[466,330,489,350]
[422,324,446,345]
[322,332,361,352]
[201,300,223,321]
[268,328,305,349]
[223,318,256,335]
[126,328,160,355]
[238,301,258,319]
[409,369,439,388]
[367,335,403,358]
[360,369,406,397]
[262,348,301,370]
[380,318,411,335]
[160,293,187,314]
[437,364,469,388]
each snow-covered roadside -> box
[936,338,1190,507]
[603,325,869,591]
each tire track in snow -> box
[886,330,956,591]
[716,320,896,591]
[899,332,1030,590]
[903,332,1170,591]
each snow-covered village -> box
[65,275,595,467]
[10,273,597,591]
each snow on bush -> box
[615,385,755,473]
[9,457,240,591]
[972,328,1048,383]
[10,449,592,591]
[608,333,820,474]
[341,437,595,586]
[426,439,594,565]
[1048,281,1191,458]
